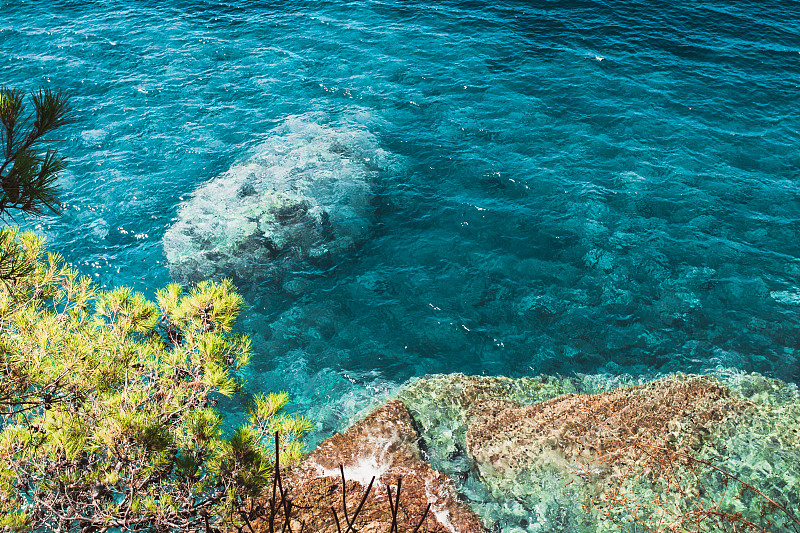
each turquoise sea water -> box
[3,0,800,440]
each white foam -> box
[310,434,398,488]
[422,476,456,533]
[770,290,800,305]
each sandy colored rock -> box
[397,373,580,475]
[249,372,800,533]
[463,375,799,532]
[254,400,484,533]
[466,375,740,480]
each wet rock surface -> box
[255,400,484,533]
[398,372,800,533]
[252,372,800,533]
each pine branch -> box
[0,87,72,218]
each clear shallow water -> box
[3,0,800,439]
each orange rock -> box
[253,400,484,533]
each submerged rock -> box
[397,373,579,478]
[397,372,800,533]
[398,374,592,532]
[464,376,744,532]
[249,372,800,532]
[163,116,396,284]
[263,400,484,533]
[466,376,736,480]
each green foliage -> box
[250,392,312,465]
[0,87,72,217]
[0,228,308,532]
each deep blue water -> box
[3,0,800,436]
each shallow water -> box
[3,0,800,442]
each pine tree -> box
[0,89,313,532]
[0,228,310,532]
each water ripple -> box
[1,0,799,434]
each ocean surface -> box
[3,0,800,445]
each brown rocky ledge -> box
[253,399,484,533]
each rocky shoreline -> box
[262,371,800,533]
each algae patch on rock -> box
[163,116,397,284]
[398,373,590,532]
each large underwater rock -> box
[257,400,484,533]
[163,116,396,284]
